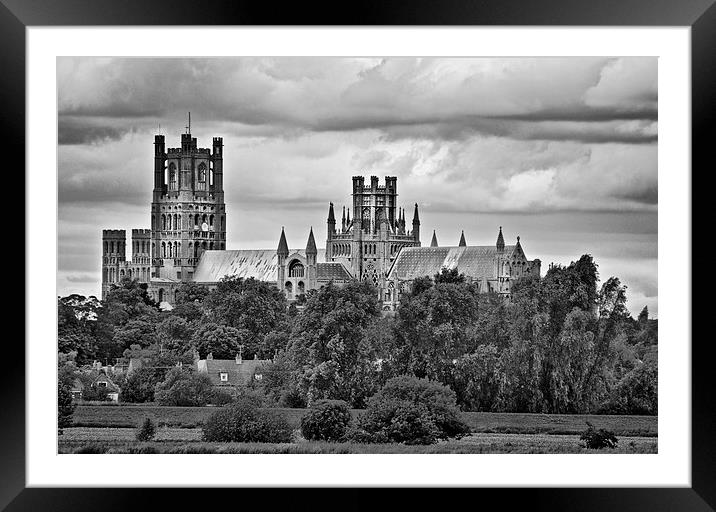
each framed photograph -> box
[8,0,712,508]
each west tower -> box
[151,125,227,282]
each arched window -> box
[162,215,166,230]
[120,269,125,278]
[162,242,166,258]
[168,243,172,257]
[158,288,164,302]
[297,281,305,295]
[221,216,225,231]
[194,214,199,228]
[198,162,206,182]
[209,215,214,227]
[289,260,304,278]
[284,281,293,298]
[169,163,177,189]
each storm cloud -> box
[57,57,658,315]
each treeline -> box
[58,254,657,415]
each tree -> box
[171,282,210,321]
[58,382,75,434]
[96,278,159,361]
[203,277,288,358]
[191,323,245,360]
[156,315,196,353]
[352,376,470,445]
[287,281,382,407]
[154,368,217,406]
[391,276,481,383]
[600,360,657,415]
[120,367,163,403]
[111,314,158,351]
[452,345,501,411]
[58,294,101,364]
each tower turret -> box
[306,226,317,265]
[430,230,438,247]
[496,226,505,252]
[277,227,289,287]
[412,203,420,243]
[153,134,166,193]
[327,203,336,241]
[459,230,466,247]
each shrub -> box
[202,395,292,443]
[300,400,352,441]
[580,422,618,449]
[211,388,234,406]
[352,376,470,445]
[154,368,216,406]
[58,383,75,434]
[135,417,156,442]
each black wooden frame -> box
[4,0,712,509]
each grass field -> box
[72,405,658,436]
[58,429,657,454]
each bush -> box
[154,368,216,406]
[352,376,470,445]
[135,417,156,442]
[202,395,292,443]
[300,400,352,441]
[121,367,162,403]
[211,388,235,406]
[580,422,618,449]
[58,383,75,434]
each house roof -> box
[196,358,273,387]
[317,262,352,281]
[91,372,120,393]
[192,249,326,284]
[387,245,517,281]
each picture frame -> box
[6,0,711,508]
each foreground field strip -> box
[71,406,658,436]
[58,431,658,454]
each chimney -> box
[235,353,242,365]
[207,352,213,360]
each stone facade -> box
[101,128,226,305]
[101,132,540,308]
[326,176,421,294]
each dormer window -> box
[219,372,228,382]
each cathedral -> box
[101,130,541,309]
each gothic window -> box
[198,162,207,182]
[169,163,177,189]
[120,269,125,278]
[209,215,214,227]
[162,215,166,230]
[297,281,305,295]
[162,242,166,258]
[194,214,199,228]
[285,281,293,299]
[289,260,304,278]
[174,214,179,230]
[168,243,172,257]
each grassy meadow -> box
[61,404,657,454]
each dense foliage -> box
[58,253,658,416]
[135,417,156,442]
[300,400,352,441]
[202,394,293,443]
[351,376,470,445]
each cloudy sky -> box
[58,57,657,316]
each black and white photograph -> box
[56,56,659,455]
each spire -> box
[459,230,466,247]
[496,226,505,251]
[430,230,438,247]
[327,202,335,222]
[412,203,420,223]
[277,227,289,257]
[306,227,317,255]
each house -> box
[195,353,272,392]
[90,371,120,402]
[70,378,85,401]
